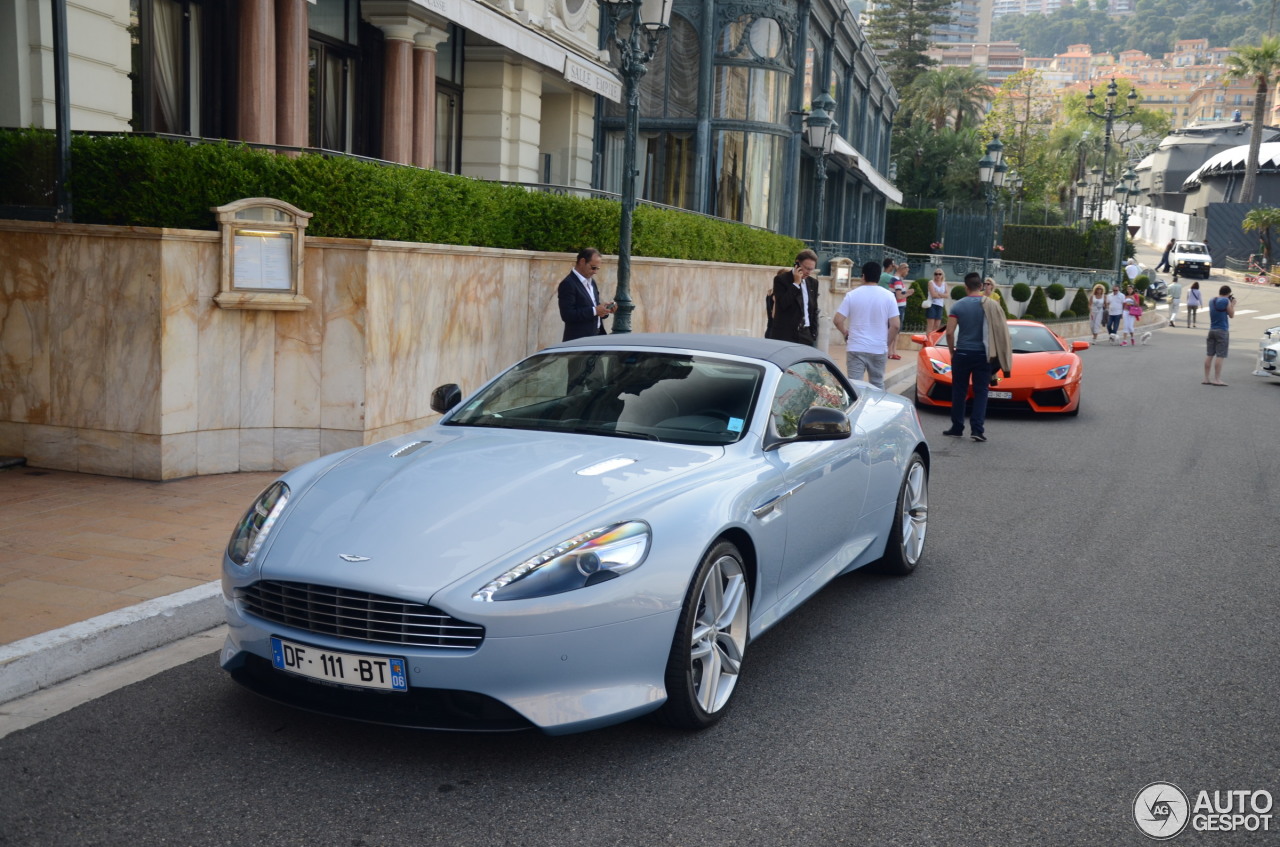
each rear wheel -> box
[874,453,928,575]
[656,541,750,729]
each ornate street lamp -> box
[599,0,674,333]
[1113,167,1139,289]
[1084,78,1139,203]
[978,134,1006,280]
[805,92,839,260]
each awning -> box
[411,0,622,102]
[808,131,904,205]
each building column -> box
[375,23,419,164]
[275,0,309,148]
[238,0,276,144]
[463,47,543,182]
[413,27,449,168]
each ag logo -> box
[1134,782,1190,840]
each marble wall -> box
[0,221,801,479]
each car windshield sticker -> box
[728,417,744,432]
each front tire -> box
[874,453,928,575]
[656,541,750,729]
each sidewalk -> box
[0,350,918,706]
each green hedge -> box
[1002,222,1124,270]
[0,131,802,266]
[885,208,938,254]
[1069,287,1090,316]
[1024,286,1052,319]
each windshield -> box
[932,324,1064,353]
[1176,243,1208,255]
[446,351,765,445]
[1009,324,1065,353]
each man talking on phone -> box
[559,247,616,341]
[768,249,820,346]
[1203,285,1235,386]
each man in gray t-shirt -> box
[942,272,1002,442]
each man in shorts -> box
[1203,284,1235,386]
[834,261,901,388]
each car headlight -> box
[1047,365,1071,380]
[929,358,952,375]
[1264,348,1278,363]
[227,481,290,566]
[473,521,651,602]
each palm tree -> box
[902,66,990,132]
[1242,206,1280,267]
[1225,37,1280,204]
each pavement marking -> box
[1252,313,1280,320]
[0,626,227,740]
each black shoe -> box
[942,428,964,438]
[971,433,987,442]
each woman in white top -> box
[1088,283,1106,341]
[1186,281,1203,328]
[1121,285,1141,346]
[927,269,948,334]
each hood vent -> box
[390,440,431,459]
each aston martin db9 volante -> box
[220,334,930,734]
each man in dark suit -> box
[767,248,820,345]
[558,248,616,341]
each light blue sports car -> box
[220,334,930,734]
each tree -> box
[901,66,990,132]
[1242,206,1280,265]
[865,0,954,94]
[1225,37,1280,205]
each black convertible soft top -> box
[550,333,840,373]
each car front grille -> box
[238,581,485,650]
[1031,388,1070,407]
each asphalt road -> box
[2,314,1278,847]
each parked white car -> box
[1255,325,1280,380]
[1170,241,1213,279]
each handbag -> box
[1128,304,1143,317]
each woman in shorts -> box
[927,269,948,334]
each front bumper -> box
[220,591,679,734]
[917,376,1079,413]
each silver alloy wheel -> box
[689,553,749,715]
[899,460,928,565]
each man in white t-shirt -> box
[834,261,901,388]
[1106,282,1126,337]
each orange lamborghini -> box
[910,319,1089,416]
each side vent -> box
[390,441,430,458]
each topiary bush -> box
[904,278,928,329]
[1046,283,1066,301]
[1134,274,1150,295]
[1025,286,1052,319]
[1069,287,1090,316]
[950,284,967,300]
[1059,309,1077,319]
[1011,282,1032,303]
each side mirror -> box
[430,383,463,414]
[1071,341,1090,352]
[910,334,927,345]
[795,406,851,440]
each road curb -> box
[0,581,223,705]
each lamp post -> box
[599,0,674,333]
[1009,171,1023,225]
[1084,78,1139,201]
[805,92,839,260]
[1113,167,1139,290]
[978,134,1007,281]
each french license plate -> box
[989,390,1013,399]
[271,636,407,692]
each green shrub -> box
[4,131,803,266]
[1025,286,1052,319]
[949,284,966,300]
[1046,283,1066,300]
[1134,274,1150,294]
[885,208,938,254]
[904,278,928,329]
[1011,282,1032,303]
[1069,287,1090,316]
[1059,309,1076,319]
